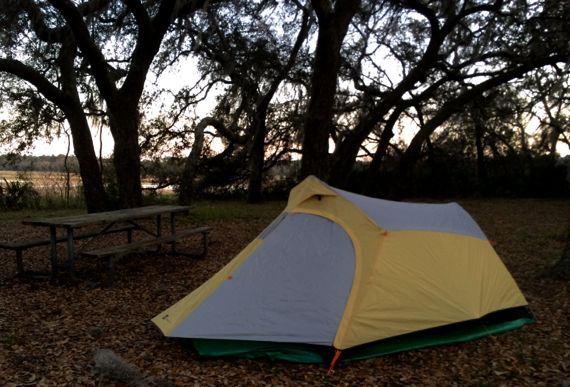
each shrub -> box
[0,178,40,210]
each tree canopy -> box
[0,0,210,210]
[0,0,568,208]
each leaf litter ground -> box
[0,199,569,386]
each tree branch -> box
[311,0,333,20]
[0,58,68,108]
[124,0,152,32]
[19,0,67,43]
[47,0,117,104]
[403,53,567,164]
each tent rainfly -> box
[152,176,533,367]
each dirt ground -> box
[0,199,569,386]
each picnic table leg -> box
[15,249,24,275]
[202,230,209,256]
[156,215,162,238]
[49,226,58,281]
[105,256,116,287]
[155,214,162,252]
[65,227,77,278]
[170,212,177,253]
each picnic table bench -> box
[0,224,135,277]
[80,226,211,286]
[0,205,211,286]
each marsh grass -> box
[0,170,84,210]
[0,170,181,211]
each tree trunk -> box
[471,104,488,187]
[362,107,407,194]
[300,0,360,180]
[550,243,570,280]
[179,118,207,205]
[474,120,488,185]
[58,38,109,212]
[300,42,336,180]
[0,45,110,212]
[65,110,109,212]
[247,115,266,203]
[549,211,570,280]
[109,107,143,208]
[245,10,310,202]
[327,135,362,187]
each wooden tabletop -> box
[22,205,190,228]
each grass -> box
[0,170,86,211]
[0,170,173,212]
[0,192,286,224]
[0,208,86,223]
[188,200,285,222]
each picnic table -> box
[1,205,211,285]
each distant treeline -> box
[0,154,80,172]
[2,153,569,199]
[0,154,169,177]
[348,154,570,199]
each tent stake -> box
[328,349,342,375]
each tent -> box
[152,176,533,366]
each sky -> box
[29,134,112,157]
[1,57,204,158]
[20,120,570,159]
[6,112,570,158]
[2,56,568,158]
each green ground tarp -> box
[192,316,534,364]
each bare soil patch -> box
[0,199,569,386]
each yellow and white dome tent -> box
[153,176,533,365]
